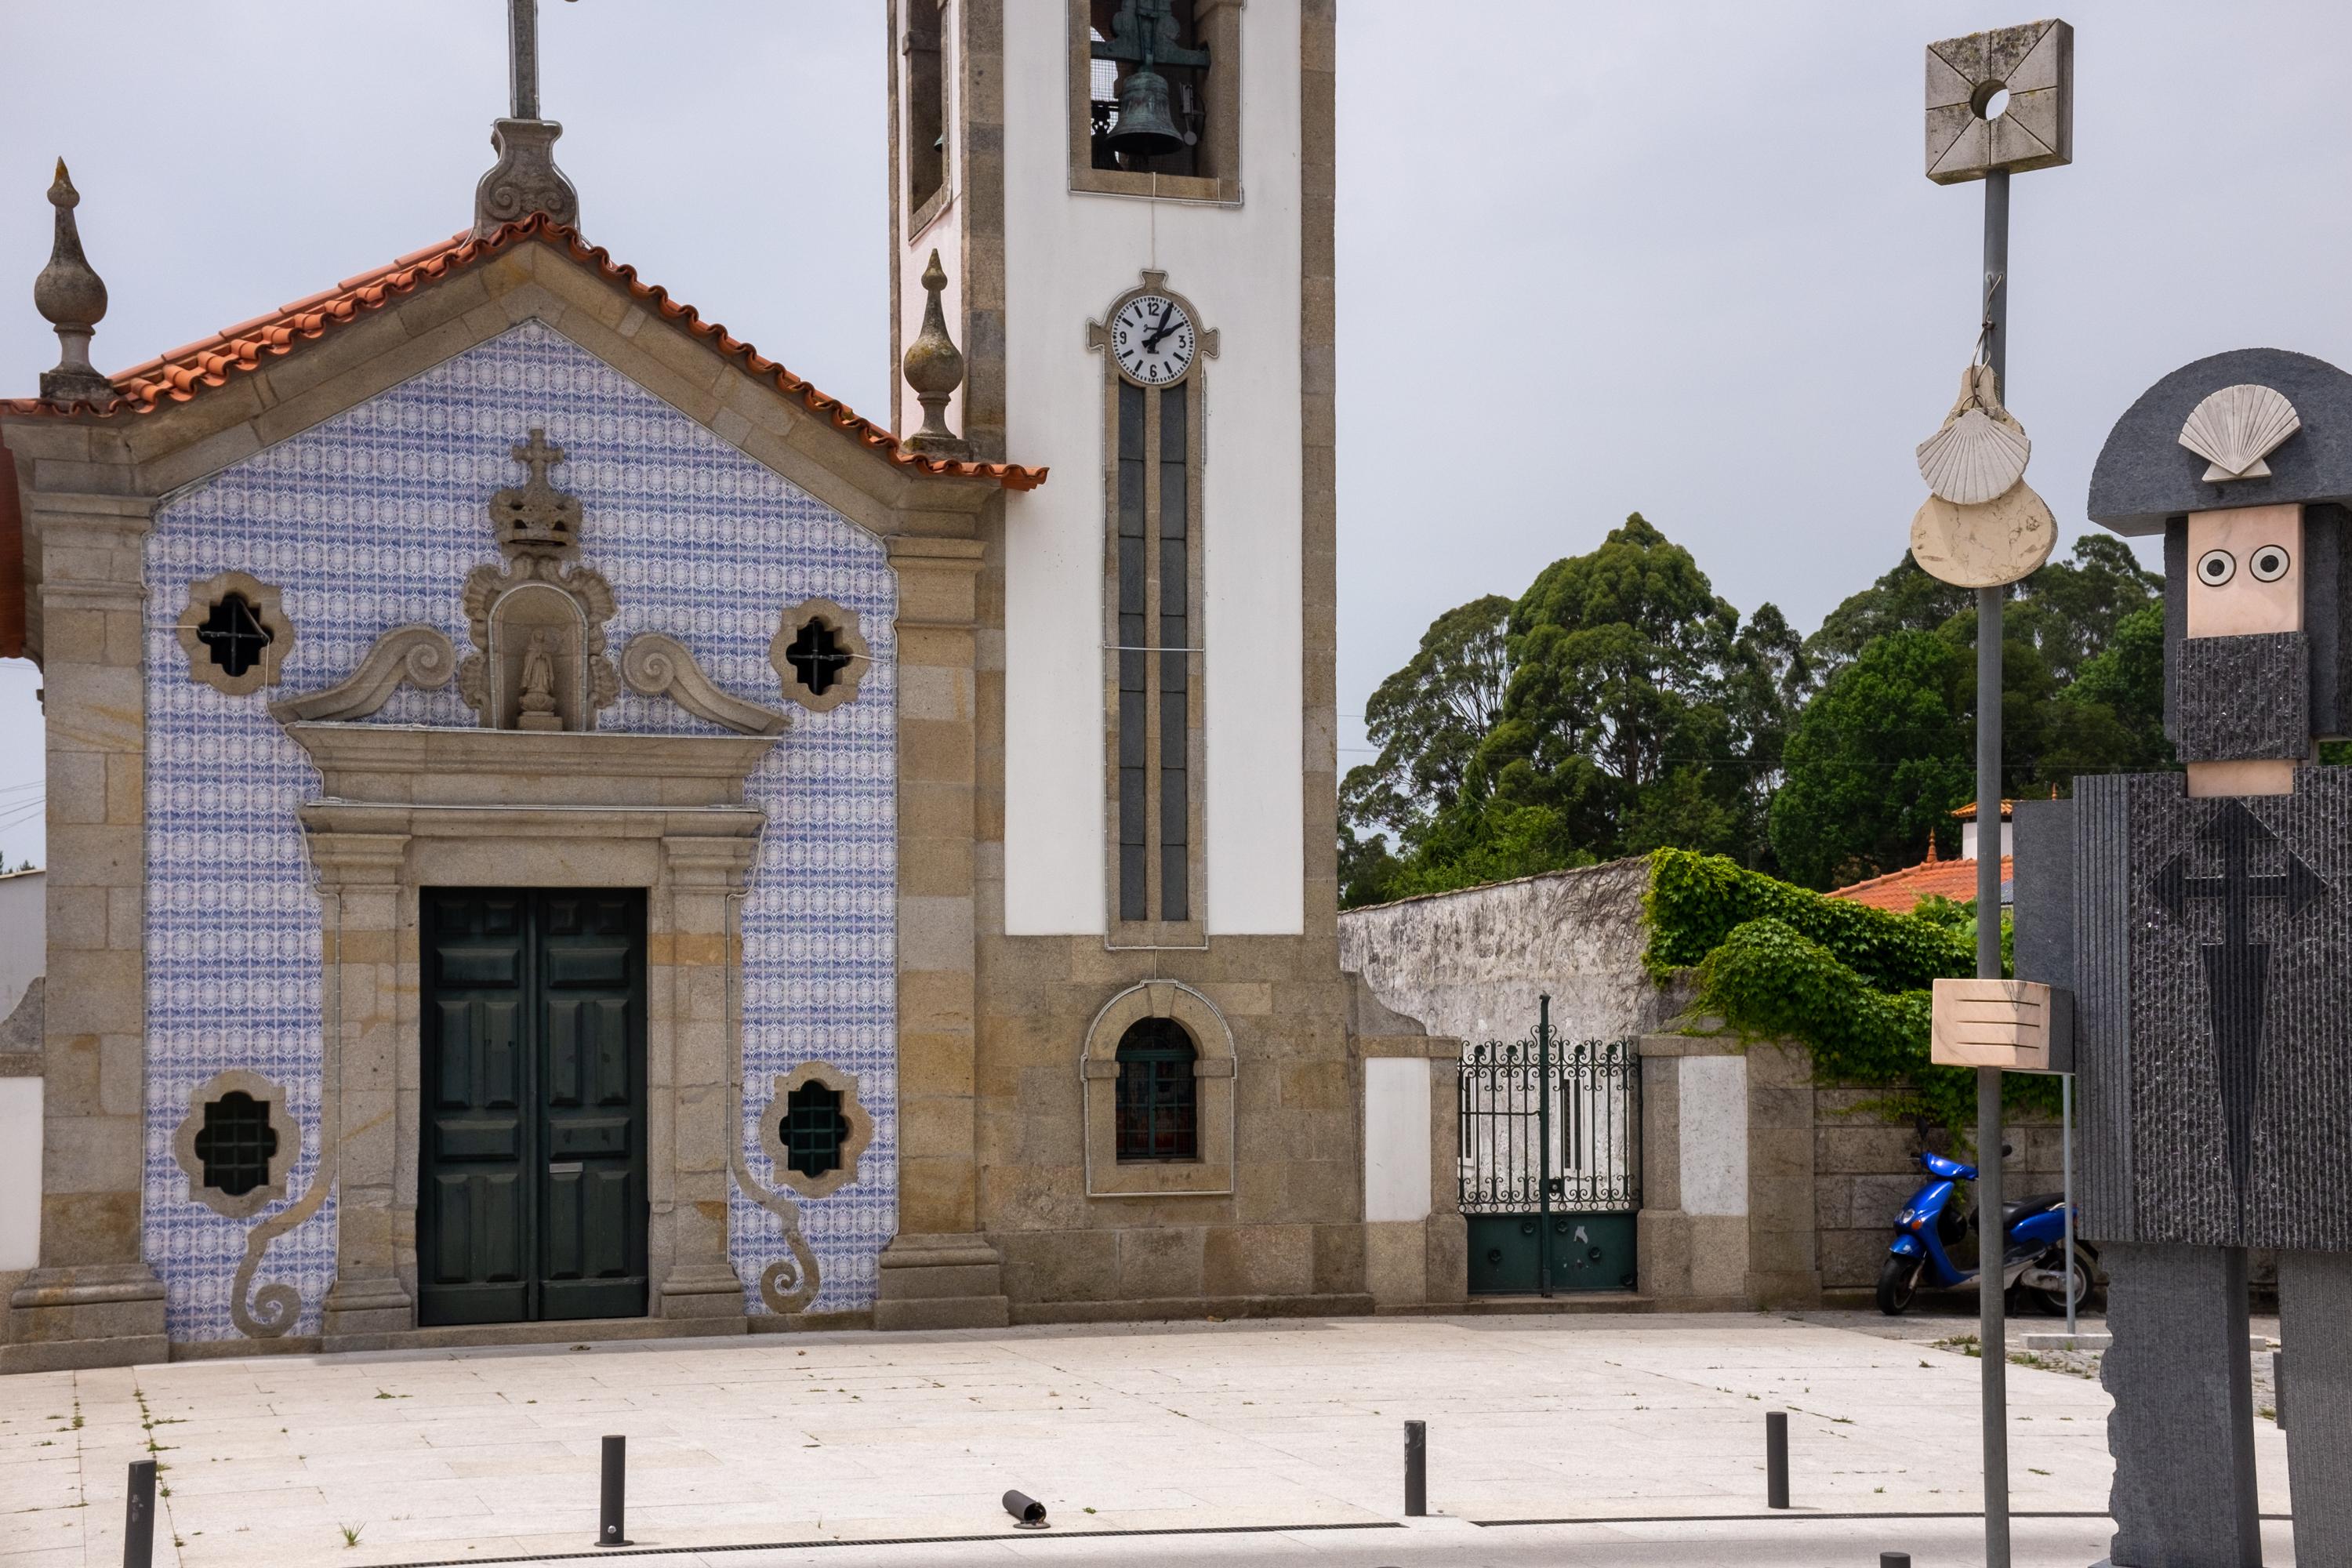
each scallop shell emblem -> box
[1910,479,2057,589]
[2179,383,2301,483]
[1916,363,2031,506]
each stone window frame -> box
[901,0,954,240]
[771,597,873,716]
[175,570,295,697]
[172,1068,299,1220]
[757,1062,876,1200]
[1091,273,1213,947]
[1068,0,1245,206]
[1080,980,1235,1197]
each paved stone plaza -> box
[0,1311,2296,1566]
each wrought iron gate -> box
[1458,996,1640,1296]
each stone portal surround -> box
[292,727,779,1345]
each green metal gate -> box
[1459,997,1640,1296]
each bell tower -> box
[887,0,1332,938]
[880,1,1371,1332]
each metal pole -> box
[1403,1420,1428,1516]
[1766,1410,1790,1509]
[2062,1072,2077,1338]
[123,1459,156,1568]
[1976,165,2012,1568]
[597,1434,628,1548]
[1537,993,1554,1298]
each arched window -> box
[1114,1017,1197,1161]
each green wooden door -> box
[420,889,648,1327]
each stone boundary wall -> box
[1642,1033,2066,1309]
[1337,858,1692,1044]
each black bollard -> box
[1881,1555,1913,1568]
[1003,1490,1049,1529]
[597,1435,629,1548]
[1766,1410,1790,1510]
[2274,1350,2286,1431]
[1403,1420,1427,1517]
[123,1459,156,1568]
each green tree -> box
[1341,594,1512,850]
[1804,554,1973,677]
[1769,628,1976,888]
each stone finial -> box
[471,0,579,238]
[901,250,971,459]
[34,158,114,406]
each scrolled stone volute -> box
[34,158,114,406]
[901,249,971,459]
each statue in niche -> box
[515,629,561,731]
[456,426,618,731]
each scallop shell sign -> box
[1908,361,2054,587]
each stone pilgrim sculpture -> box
[2005,348,2352,1567]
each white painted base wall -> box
[1678,1054,1748,1218]
[0,1078,39,1270]
[1363,1058,1432,1223]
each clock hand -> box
[1142,302,1178,351]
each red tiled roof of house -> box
[1951,799,2016,822]
[1828,853,2014,913]
[2,214,1045,492]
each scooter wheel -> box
[1876,1254,1922,1316]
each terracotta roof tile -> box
[1827,855,2014,913]
[3,215,1045,492]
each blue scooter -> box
[1876,1149,2099,1316]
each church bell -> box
[1106,67,1184,160]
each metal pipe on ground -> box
[597,1434,629,1548]
[1403,1420,1427,1516]
[1003,1490,1049,1528]
[122,1459,156,1568]
[1766,1410,1790,1509]
[1882,1555,1914,1568]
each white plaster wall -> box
[999,2,1306,935]
[0,1078,38,1270]
[0,870,42,1020]
[1363,1058,1432,1223]
[1678,1055,1748,1218]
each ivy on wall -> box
[1642,848,2059,1136]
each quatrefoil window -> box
[176,572,296,698]
[197,594,274,678]
[172,1069,299,1218]
[757,1064,874,1199]
[782,619,852,697]
[194,1091,278,1196]
[781,1080,851,1178]
[769,598,870,715]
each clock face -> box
[1110,294,1196,385]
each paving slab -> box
[0,1312,2296,1566]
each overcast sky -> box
[5,1,2350,869]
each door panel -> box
[419,889,647,1327]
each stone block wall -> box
[1641,1032,2069,1308]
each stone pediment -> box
[283,723,780,811]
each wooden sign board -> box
[1930,977,2071,1073]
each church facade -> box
[0,0,1463,1370]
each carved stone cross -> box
[512,427,564,488]
[2155,800,2328,1207]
